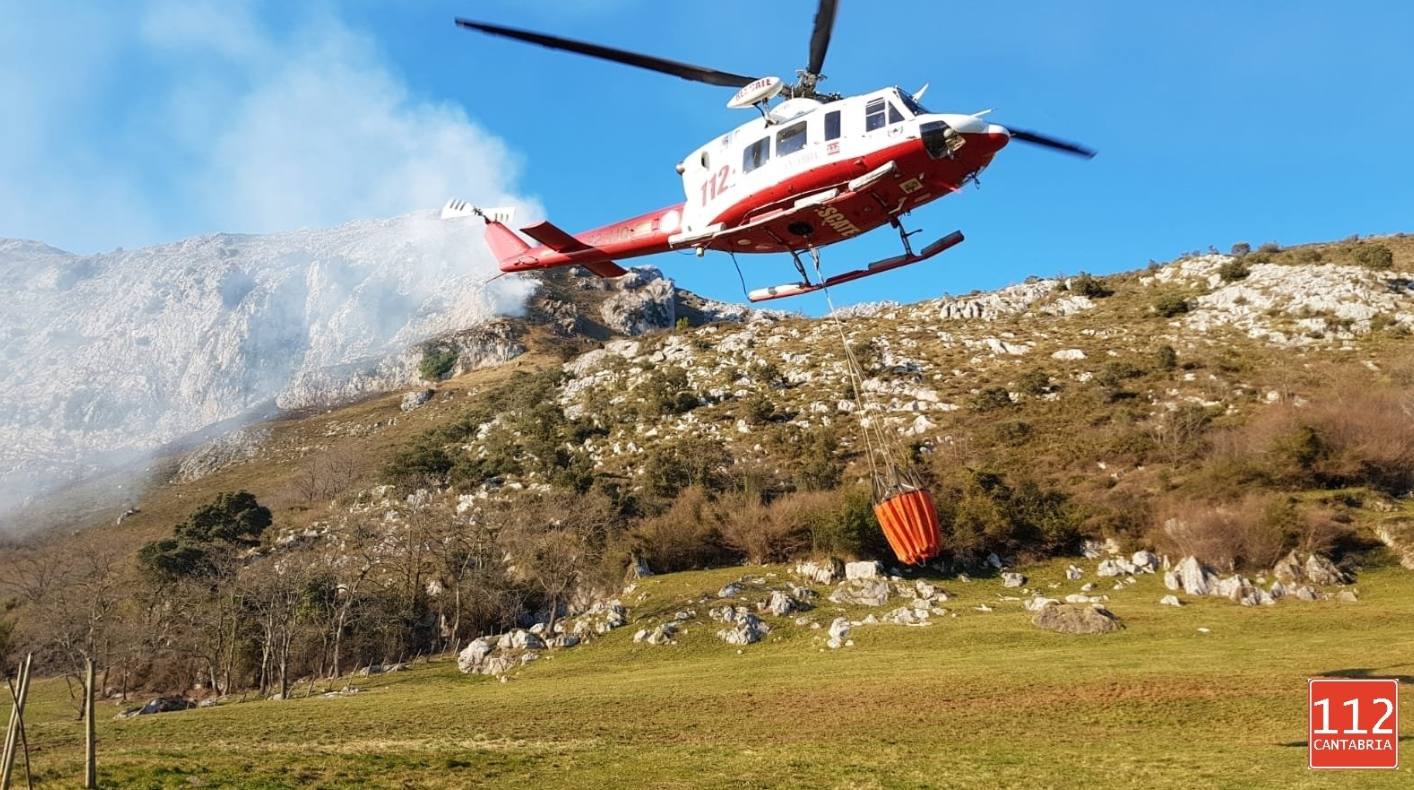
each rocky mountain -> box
[0,214,753,523]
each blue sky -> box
[5,1,1413,310]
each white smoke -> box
[0,3,544,529]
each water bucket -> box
[873,488,942,565]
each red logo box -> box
[1308,678,1399,770]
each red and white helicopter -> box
[444,1,1094,302]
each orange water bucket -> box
[873,488,942,565]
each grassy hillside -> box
[8,557,1413,788]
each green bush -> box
[1097,361,1143,388]
[935,470,1078,564]
[638,367,699,417]
[641,436,730,498]
[1154,344,1178,371]
[970,386,1013,412]
[1153,293,1191,317]
[1230,242,1251,256]
[992,420,1034,447]
[1353,244,1394,270]
[1069,273,1112,298]
[1017,369,1050,396]
[418,344,458,382]
[1218,260,1250,282]
[808,488,890,559]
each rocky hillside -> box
[0,217,751,527]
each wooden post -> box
[1,653,33,790]
[84,658,97,789]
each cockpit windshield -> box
[898,89,929,116]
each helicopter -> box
[443,0,1095,303]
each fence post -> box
[85,657,97,789]
[1,653,33,790]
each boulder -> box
[1064,593,1105,604]
[547,634,581,650]
[136,697,194,716]
[1065,565,1085,581]
[457,638,494,673]
[717,612,770,645]
[1097,558,1136,577]
[884,606,928,625]
[1159,595,1183,607]
[844,561,882,580]
[1174,556,1217,597]
[828,579,892,607]
[793,558,844,585]
[399,388,434,412]
[1293,585,1319,601]
[1001,572,1026,588]
[1032,604,1124,635]
[1131,551,1160,573]
[759,590,803,617]
[717,582,744,598]
[1337,589,1359,603]
[497,630,546,651]
[1304,554,1349,585]
[1271,550,1305,584]
[826,617,851,649]
[1025,596,1058,612]
[913,580,937,599]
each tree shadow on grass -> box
[1316,666,1414,685]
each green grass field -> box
[8,558,1414,788]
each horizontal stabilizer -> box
[519,220,590,253]
[582,260,629,278]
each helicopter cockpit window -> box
[888,102,904,125]
[864,98,887,132]
[699,150,710,169]
[743,136,771,173]
[776,121,807,157]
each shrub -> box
[1151,494,1307,572]
[970,386,1013,412]
[934,470,1078,564]
[1069,273,1112,298]
[1218,259,1250,282]
[715,490,812,564]
[418,344,458,382]
[1097,361,1143,389]
[794,429,844,491]
[1017,369,1050,396]
[641,436,731,497]
[1257,241,1281,254]
[385,439,456,486]
[637,366,698,417]
[1154,344,1178,371]
[1153,293,1191,317]
[631,487,730,572]
[808,488,891,559]
[743,391,776,424]
[992,420,1034,447]
[1230,242,1251,256]
[1353,243,1394,270]
[674,317,691,332]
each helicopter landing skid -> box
[746,230,964,303]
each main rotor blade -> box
[1007,129,1097,159]
[805,0,840,77]
[454,18,758,88]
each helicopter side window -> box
[864,98,887,132]
[888,102,904,125]
[824,110,841,140]
[776,121,807,157]
[743,136,771,173]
